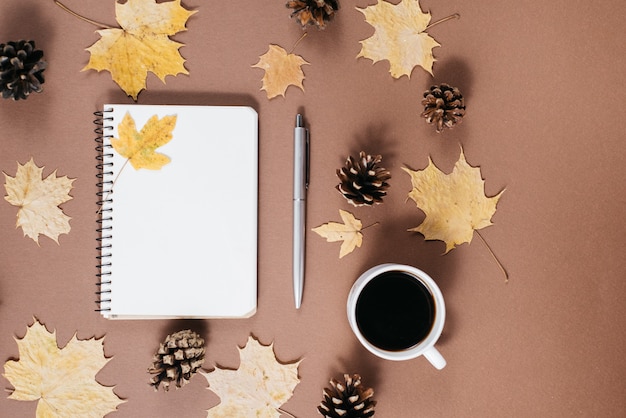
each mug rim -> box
[347,263,446,361]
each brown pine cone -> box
[148,329,205,391]
[421,83,465,132]
[287,0,339,29]
[337,151,391,206]
[318,374,376,417]
[0,40,46,100]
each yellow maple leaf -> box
[83,0,196,100]
[402,149,504,253]
[252,44,309,99]
[356,0,441,78]
[2,319,124,418]
[3,158,74,244]
[111,112,177,170]
[312,209,364,258]
[201,336,301,417]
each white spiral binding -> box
[94,108,114,312]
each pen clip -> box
[305,129,310,189]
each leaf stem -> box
[476,230,509,283]
[277,407,297,418]
[96,158,129,215]
[54,0,113,29]
[425,13,460,30]
[289,32,308,54]
[361,221,380,231]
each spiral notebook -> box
[95,104,258,319]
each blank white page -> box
[99,105,257,319]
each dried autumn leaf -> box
[356,0,442,77]
[111,112,177,170]
[83,0,196,100]
[252,44,309,99]
[3,158,74,244]
[3,318,124,418]
[201,336,301,417]
[402,149,504,253]
[312,209,363,258]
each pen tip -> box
[296,114,303,127]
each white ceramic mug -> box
[347,263,446,369]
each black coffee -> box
[355,271,435,351]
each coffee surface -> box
[355,271,435,351]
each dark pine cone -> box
[421,83,465,133]
[318,374,376,418]
[286,0,339,29]
[337,151,391,206]
[148,329,205,391]
[0,40,46,100]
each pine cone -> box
[148,329,205,391]
[287,0,339,29]
[337,151,391,206]
[318,374,376,418]
[421,83,465,133]
[0,40,46,100]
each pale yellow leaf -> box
[111,112,177,170]
[201,336,301,417]
[356,0,441,77]
[312,209,363,258]
[3,158,74,244]
[252,44,309,99]
[2,319,124,418]
[83,0,196,100]
[403,149,504,253]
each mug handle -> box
[424,346,446,370]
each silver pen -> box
[293,114,309,309]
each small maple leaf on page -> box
[3,319,124,418]
[111,112,177,170]
[3,158,74,244]
[83,0,196,100]
[357,0,442,77]
[252,44,309,99]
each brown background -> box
[1,0,625,417]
